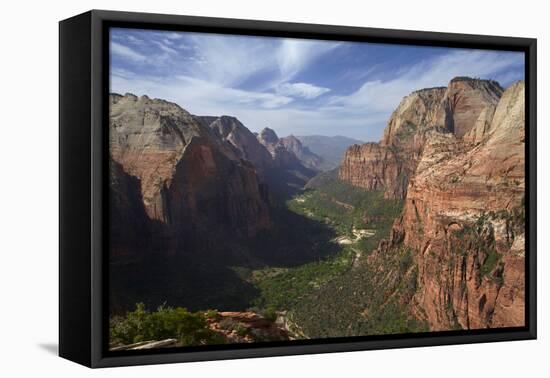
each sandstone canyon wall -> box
[341,78,525,330]
[340,78,504,199]
[109,94,272,258]
[403,81,525,330]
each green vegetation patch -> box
[290,246,428,338]
[249,174,425,338]
[251,247,355,310]
[252,178,405,315]
[287,180,403,238]
[480,248,500,277]
[110,303,225,347]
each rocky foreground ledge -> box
[110,339,178,351]
[110,310,293,351]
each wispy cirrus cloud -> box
[181,34,277,87]
[110,28,525,140]
[111,74,294,113]
[152,40,178,55]
[165,32,184,40]
[110,41,146,62]
[274,39,340,85]
[328,49,525,114]
[276,82,330,99]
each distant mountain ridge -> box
[295,135,364,170]
[194,117,318,198]
[279,135,323,171]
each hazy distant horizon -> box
[110,28,524,141]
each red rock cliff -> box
[403,81,525,330]
[372,81,525,330]
[340,78,503,199]
[109,94,271,243]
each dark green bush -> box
[262,306,278,322]
[110,303,225,346]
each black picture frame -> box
[59,9,537,368]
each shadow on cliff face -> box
[109,254,262,314]
[246,203,340,267]
[109,200,339,315]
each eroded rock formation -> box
[279,135,323,170]
[404,81,525,330]
[257,127,317,195]
[207,311,291,343]
[206,115,274,173]
[363,80,525,330]
[340,78,504,199]
[109,94,271,247]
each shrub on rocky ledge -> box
[110,303,225,347]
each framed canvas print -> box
[59,10,537,368]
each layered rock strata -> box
[365,80,525,330]
[340,78,504,199]
[109,94,271,251]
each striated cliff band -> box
[110,94,272,246]
[340,78,504,199]
[340,78,525,330]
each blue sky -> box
[110,28,525,141]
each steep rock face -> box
[340,87,447,198]
[258,128,308,170]
[207,116,274,172]
[196,117,316,197]
[164,136,272,240]
[381,87,447,146]
[258,127,280,149]
[109,158,151,259]
[391,81,525,330]
[192,115,219,128]
[339,143,401,193]
[340,78,503,199]
[279,135,323,170]
[109,93,271,243]
[257,127,317,195]
[436,77,503,139]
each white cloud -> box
[111,73,293,113]
[126,35,144,46]
[110,41,146,62]
[177,35,339,89]
[329,49,524,114]
[110,68,136,80]
[275,39,339,84]
[276,82,330,99]
[152,40,178,54]
[178,42,193,50]
[165,32,184,40]
[110,70,384,140]
[110,32,524,141]
[180,34,277,87]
